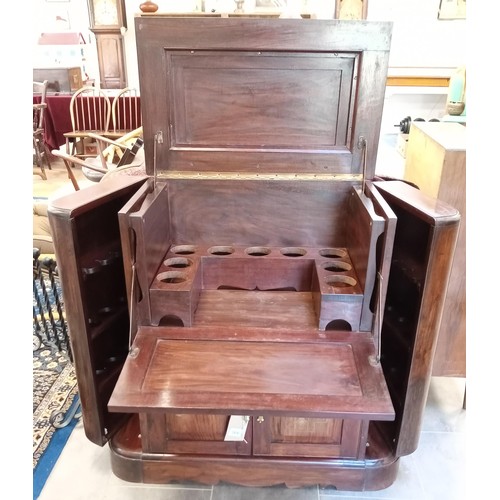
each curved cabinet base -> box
[108,416,400,491]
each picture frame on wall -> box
[335,0,367,20]
[253,1,313,15]
[256,0,287,6]
[438,0,466,20]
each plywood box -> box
[396,132,409,158]
[404,121,466,377]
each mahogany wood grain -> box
[120,181,172,327]
[372,181,459,224]
[363,182,397,344]
[117,180,156,335]
[373,181,460,456]
[139,412,166,453]
[109,414,400,490]
[48,176,147,445]
[200,256,315,292]
[135,17,392,178]
[108,328,394,420]
[346,188,387,331]
[166,179,354,247]
[169,51,355,151]
[253,417,362,459]
[140,413,252,455]
[129,324,375,343]
[149,244,364,330]
[149,254,202,326]
[47,17,462,492]
[194,290,318,329]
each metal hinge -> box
[357,135,368,194]
[153,131,163,190]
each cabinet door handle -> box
[257,416,264,423]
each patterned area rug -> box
[33,253,80,499]
[33,342,80,500]
[33,346,78,469]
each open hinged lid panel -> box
[135,17,393,178]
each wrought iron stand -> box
[33,248,81,427]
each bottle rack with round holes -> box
[149,244,363,331]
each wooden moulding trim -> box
[159,172,363,181]
[386,76,450,87]
[108,416,401,489]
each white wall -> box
[369,0,465,71]
[368,0,466,176]
[33,0,466,90]
[32,0,94,77]
[31,0,464,169]
[122,1,141,90]
[32,0,135,90]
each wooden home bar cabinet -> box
[48,17,460,491]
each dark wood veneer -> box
[48,17,459,491]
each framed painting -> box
[335,0,367,20]
[438,0,466,20]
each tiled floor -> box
[35,137,466,500]
[37,377,466,500]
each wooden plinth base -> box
[108,416,400,491]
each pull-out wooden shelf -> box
[109,326,394,465]
[108,327,394,420]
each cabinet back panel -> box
[166,179,355,247]
[169,51,356,151]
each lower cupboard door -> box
[139,413,252,455]
[253,416,366,459]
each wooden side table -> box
[404,121,466,378]
[33,67,83,93]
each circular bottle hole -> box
[164,257,192,268]
[280,247,307,257]
[324,275,357,288]
[245,246,271,257]
[170,245,197,255]
[157,271,187,284]
[319,248,347,259]
[208,246,235,256]
[321,260,352,272]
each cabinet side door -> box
[373,180,460,457]
[48,176,147,445]
[118,180,172,334]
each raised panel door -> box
[253,416,366,459]
[139,413,252,455]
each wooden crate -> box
[404,121,466,377]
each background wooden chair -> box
[109,87,141,138]
[33,80,52,178]
[52,127,144,191]
[64,86,111,159]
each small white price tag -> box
[224,415,249,442]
